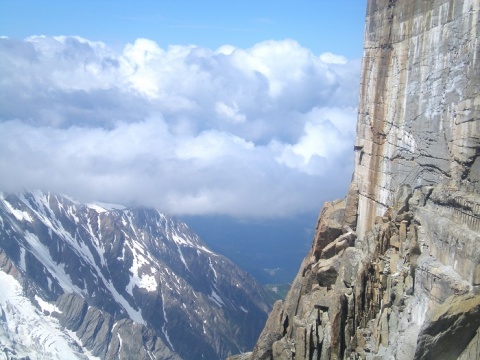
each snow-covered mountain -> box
[0,191,271,359]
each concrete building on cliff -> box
[229,0,480,359]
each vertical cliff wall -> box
[355,0,480,240]
[229,1,480,359]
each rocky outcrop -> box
[414,293,480,360]
[232,0,480,359]
[237,184,479,359]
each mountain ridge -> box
[0,190,270,359]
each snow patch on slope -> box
[160,288,174,351]
[172,230,214,255]
[1,196,33,222]
[86,202,126,213]
[138,274,157,292]
[35,295,62,314]
[172,233,194,247]
[25,231,83,294]
[125,234,159,294]
[210,290,225,307]
[208,257,218,280]
[19,246,26,271]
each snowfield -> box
[0,271,99,360]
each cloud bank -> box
[0,36,360,217]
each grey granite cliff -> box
[230,0,480,359]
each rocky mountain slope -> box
[231,0,480,359]
[0,191,270,359]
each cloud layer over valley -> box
[0,36,360,217]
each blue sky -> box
[0,0,366,219]
[1,0,366,58]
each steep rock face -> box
[0,191,270,359]
[354,0,480,238]
[54,293,181,360]
[234,1,480,359]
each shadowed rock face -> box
[233,1,480,359]
[0,191,271,360]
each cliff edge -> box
[230,0,480,359]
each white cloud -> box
[0,36,360,218]
[215,102,246,123]
[275,107,356,175]
[320,52,348,64]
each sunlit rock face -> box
[354,0,480,239]
[232,1,480,359]
[0,191,270,360]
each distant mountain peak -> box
[0,190,271,359]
